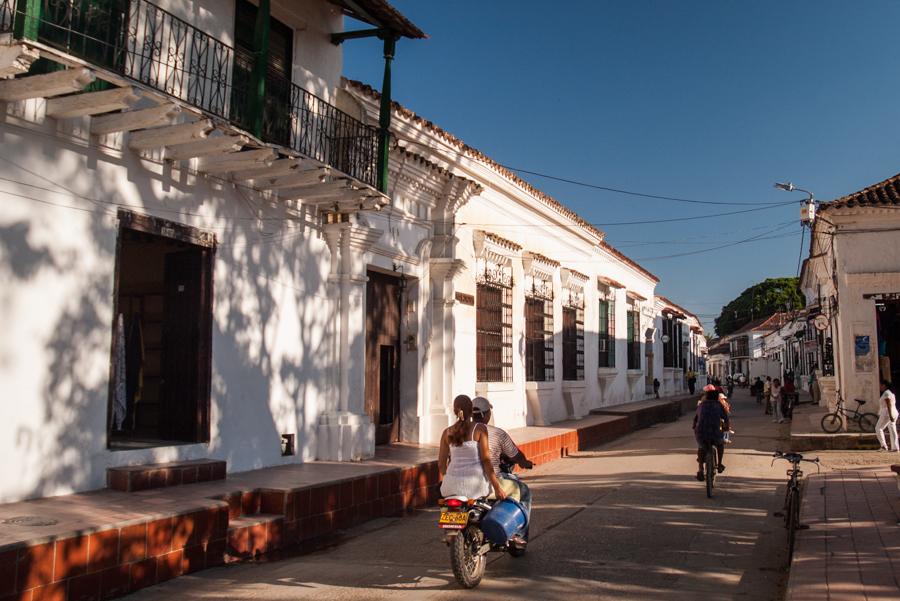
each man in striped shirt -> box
[472,397,533,483]
[472,397,533,547]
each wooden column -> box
[248,0,271,138]
[377,35,397,194]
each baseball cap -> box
[472,397,492,415]
[702,384,716,392]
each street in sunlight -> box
[3,2,900,601]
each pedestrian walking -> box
[653,378,660,399]
[753,377,763,404]
[764,377,772,415]
[687,369,697,395]
[771,378,783,423]
[875,380,899,452]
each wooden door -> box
[365,271,401,445]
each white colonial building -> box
[801,173,900,409]
[0,0,702,504]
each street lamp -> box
[774,182,816,224]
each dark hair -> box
[447,395,473,446]
[705,390,719,401]
[882,379,892,389]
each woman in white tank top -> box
[439,395,506,500]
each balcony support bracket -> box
[330,28,386,45]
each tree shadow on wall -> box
[1,128,342,500]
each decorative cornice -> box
[483,231,522,252]
[523,251,560,269]
[597,275,625,289]
[560,267,588,290]
[343,78,606,240]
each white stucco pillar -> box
[317,220,383,461]
[423,257,466,444]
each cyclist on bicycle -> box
[693,385,731,481]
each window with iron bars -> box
[598,298,615,368]
[563,299,585,381]
[525,290,554,382]
[663,317,675,367]
[627,309,641,370]
[477,282,513,382]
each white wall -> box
[832,214,900,406]
[0,111,339,502]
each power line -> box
[635,222,798,261]
[460,201,790,229]
[501,165,799,207]
[398,138,795,207]
[610,219,796,247]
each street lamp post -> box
[774,182,816,224]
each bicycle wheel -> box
[786,487,799,559]
[858,412,878,433]
[705,445,716,498]
[820,412,843,433]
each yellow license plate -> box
[438,510,469,529]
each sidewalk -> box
[787,467,900,600]
[0,394,694,601]
[789,395,879,451]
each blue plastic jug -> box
[480,498,528,545]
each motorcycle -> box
[437,460,531,588]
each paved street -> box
[125,390,794,601]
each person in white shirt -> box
[771,378,784,423]
[875,380,899,452]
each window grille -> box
[627,309,641,370]
[477,281,513,382]
[598,298,615,368]
[563,296,584,381]
[663,317,674,367]
[525,282,554,382]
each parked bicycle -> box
[820,396,878,433]
[772,451,819,559]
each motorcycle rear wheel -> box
[450,525,486,588]
[508,526,529,558]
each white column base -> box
[316,412,375,461]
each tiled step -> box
[107,459,226,492]
[226,514,283,561]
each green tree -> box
[714,278,803,337]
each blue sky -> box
[342,1,900,333]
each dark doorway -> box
[109,219,214,449]
[876,299,900,386]
[365,270,401,445]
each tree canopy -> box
[714,278,803,337]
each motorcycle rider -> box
[693,385,731,481]
[471,396,532,544]
[471,397,533,501]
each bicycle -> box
[701,442,718,498]
[772,451,820,559]
[820,396,878,433]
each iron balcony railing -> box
[0,0,379,187]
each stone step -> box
[226,514,284,561]
[107,459,226,492]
